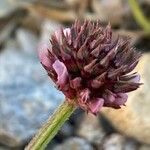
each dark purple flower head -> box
[39,20,142,115]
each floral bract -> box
[39,20,141,115]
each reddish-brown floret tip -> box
[39,20,142,115]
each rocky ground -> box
[0,0,150,150]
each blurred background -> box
[0,0,150,150]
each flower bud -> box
[39,20,142,115]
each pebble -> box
[0,39,64,147]
[139,144,150,150]
[52,137,94,150]
[16,28,39,55]
[77,113,106,146]
[102,134,138,150]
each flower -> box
[39,20,142,115]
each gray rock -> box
[52,137,94,150]
[0,1,16,17]
[77,114,105,146]
[139,144,150,150]
[92,0,126,25]
[139,0,150,4]
[124,139,139,150]
[101,134,138,150]
[0,40,64,147]
[0,23,15,46]
[16,28,39,55]
[102,134,124,150]
[0,146,11,150]
[58,123,74,138]
[0,0,38,17]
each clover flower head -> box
[39,20,142,115]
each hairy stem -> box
[25,100,76,150]
[128,0,150,34]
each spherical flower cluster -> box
[39,20,141,115]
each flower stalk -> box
[26,20,142,150]
[25,100,76,150]
[128,0,150,34]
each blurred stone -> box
[53,137,93,150]
[16,28,38,55]
[139,0,150,5]
[14,0,37,2]
[139,144,150,150]
[0,1,16,17]
[0,23,15,46]
[39,20,62,46]
[58,123,74,139]
[46,139,58,150]
[69,109,84,126]
[0,40,64,147]
[26,3,76,22]
[77,113,105,146]
[135,36,150,52]
[124,139,139,150]
[102,134,124,150]
[102,134,138,150]
[102,53,150,144]
[92,0,126,25]
[0,146,11,150]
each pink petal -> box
[131,74,140,83]
[63,28,71,45]
[115,93,128,106]
[55,28,71,44]
[63,28,71,36]
[103,90,116,103]
[107,94,116,103]
[79,89,90,104]
[38,43,52,69]
[52,60,69,89]
[88,98,104,115]
[55,29,62,43]
[70,77,82,89]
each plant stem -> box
[25,100,76,150]
[128,0,150,34]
